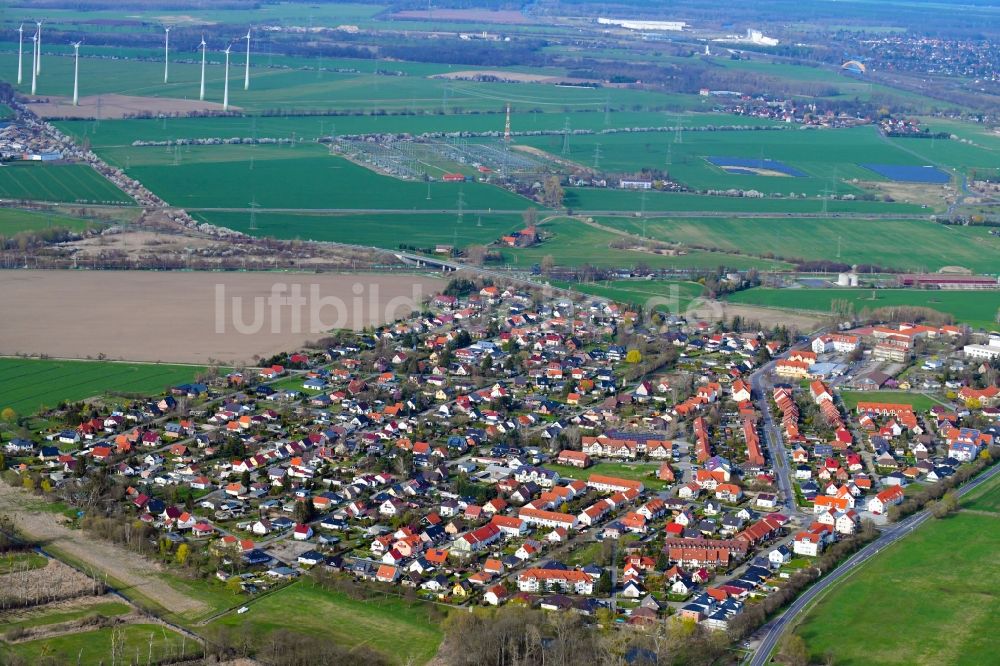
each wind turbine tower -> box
[35,21,41,76]
[504,103,511,144]
[163,26,171,83]
[30,32,37,95]
[223,44,232,111]
[243,28,252,90]
[16,25,23,86]
[72,41,82,106]
[199,36,207,101]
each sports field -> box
[795,474,1000,665]
[502,218,793,271]
[0,163,132,204]
[599,216,999,273]
[0,358,207,416]
[727,288,1000,330]
[838,390,940,413]
[210,581,444,665]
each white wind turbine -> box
[163,26,171,83]
[16,24,23,86]
[72,41,82,106]
[30,31,37,95]
[243,28,252,90]
[223,43,232,111]
[199,35,207,101]
[34,21,42,76]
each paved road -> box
[749,462,1000,666]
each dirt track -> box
[0,270,445,364]
[0,483,206,616]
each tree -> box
[625,349,643,364]
[542,176,564,208]
[226,575,243,596]
[522,208,538,226]
[175,543,190,566]
[0,408,16,422]
[466,244,488,266]
[540,254,555,274]
[778,633,810,666]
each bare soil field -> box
[25,94,237,120]
[708,302,828,332]
[0,483,206,616]
[392,9,532,24]
[0,270,444,364]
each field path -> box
[0,483,207,616]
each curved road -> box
[749,462,1000,665]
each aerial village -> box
[6,279,999,632]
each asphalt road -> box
[749,462,1000,666]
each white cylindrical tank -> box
[837,273,850,286]
[848,272,859,287]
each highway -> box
[748,462,1000,666]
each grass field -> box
[0,207,113,235]
[550,279,705,314]
[727,288,1000,331]
[598,216,1000,273]
[0,551,48,574]
[795,474,1000,665]
[210,581,444,665]
[503,217,793,271]
[194,210,523,248]
[0,163,131,204]
[0,358,208,416]
[3,623,197,664]
[544,461,671,490]
[838,390,940,412]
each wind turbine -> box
[243,28,251,90]
[72,41,82,106]
[163,26,171,83]
[34,21,41,76]
[199,35,207,101]
[16,24,23,86]
[30,31,37,95]
[223,44,232,111]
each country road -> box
[748,462,1000,666]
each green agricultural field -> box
[523,125,941,197]
[0,163,132,204]
[963,476,1000,514]
[563,188,923,215]
[838,390,939,412]
[727,287,1000,331]
[193,210,522,249]
[501,217,793,271]
[210,581,444,665]
[0,358,208,416]
[599,216,1000,273]
[3,623,198,664]
[1,600,131,633]
[795,476,1000,665]
[0,51,696,115]
[115,144,528,211]
[544,461,670,490]
[55,111,782,151]
[551,279,705,314]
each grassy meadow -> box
[795,474,1000,665]
[4,623,198,664]
[209,581,445,665]
[727,288,1000,331]
[550,279,706,314]
[0,358,208,416]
